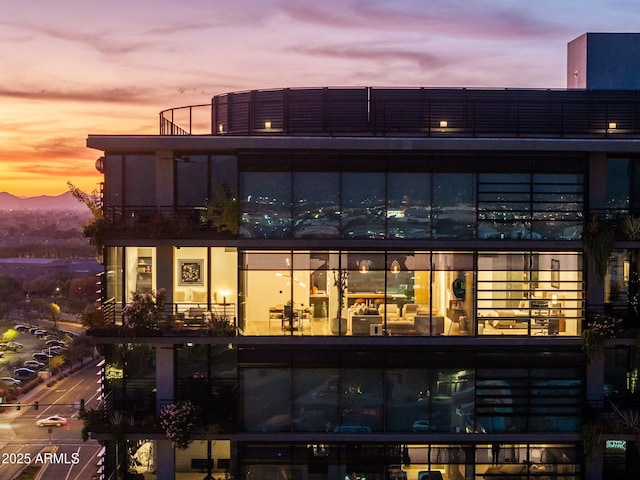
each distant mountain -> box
[0,191,88,211]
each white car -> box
[36,415,67,427]
[0,377,21,386]
[24,360,45,369]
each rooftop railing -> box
[160,87,640,137]
[159,103,210,135]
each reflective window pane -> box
[240,171,291,238]
[433,173,476,238]
[293,172,340,238]
[387,172,431,239]
[342,172,385,239]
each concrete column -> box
[585,350,605,410]
[155,150,174,207]
[156,344,174,405]
[155,439,175,480]
[156,245,174,304]
[155,345,175,480]
[587,152,607,311]
[588,152,608,211]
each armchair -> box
[401,304,429,323]
[378,303,400,320]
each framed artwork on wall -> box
[178,260,204,286]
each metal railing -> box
[159,103,210,135]
[159,87,640,137]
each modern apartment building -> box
[85,34,640,480]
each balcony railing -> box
[160,87,640,138]
[88,300,237,337]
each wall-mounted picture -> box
[551,258,560,288]
[178,260,204,286]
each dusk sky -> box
[1,0,639,197]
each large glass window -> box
[240,250,583,337]
[476,368,581,435]
[385,368,474,433]
[105,246,123,303]
[478,173,583,240]
[475,444,579,480]
[239,442,580,480]
[176,155,208,206]
[104,343,156,419]
[238,158,583,240]
[293,368,339,432]
[477,252,583,336]
[339,369,384,432]
[243,368,290,432]
[240,171,291,239]
[607,157,630,213]
[532,173,583,240]
[432,252,475,336]
[341,172,385,239]
[124,155,156,205]
[176,344,237,429]
[103,154,123,207]
[433,173,476,238]
[240,365,580,436]
[387,172,432,239]
[293,171,340,238]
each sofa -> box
[401,304,430,323]
[479,305,530,329]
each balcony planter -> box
[208,315,237,337]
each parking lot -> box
[0,322,70,389]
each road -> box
[0,358,104,480]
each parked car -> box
[5,342,23,351]
[0,377,21,386]
[36,415,67,427]
[14,325,30,332]
[32,353,52,362]
[45,340,66,347]
[13,367,36,377]
[24,360,45,369]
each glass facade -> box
[240,365,581,435]
[238,443,581,480]
[104,246,584,337]
[239,160,583,241]
[239,250,583,337]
